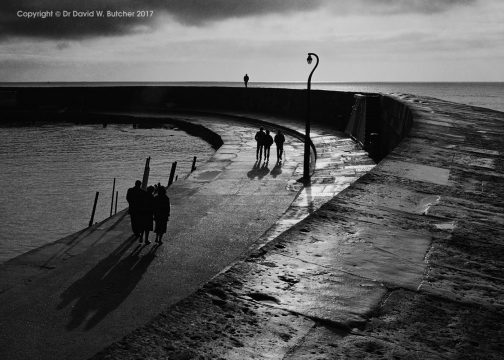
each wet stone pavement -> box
[91,98,504,359]
[0,112,374,360]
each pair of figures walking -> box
[255,127,285,162]
[126,180,171,245]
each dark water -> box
[0,123,214,263]
[3,81,502,112]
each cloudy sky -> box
[0,0,503,82]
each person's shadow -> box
[247,160,262,179]
[257,162,270,179]
[270,161,282,178]
[57,237,161,330]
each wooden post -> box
[168,161,177,187]
[191,156,197,172]
[110,178,116,217]
[142,157,150,190]
[89,192,99,227]
[115,191,118,215]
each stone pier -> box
[0,86,502,359]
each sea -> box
[0,82,503,263]
[0,123,214,263]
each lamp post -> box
[304,52,319,183]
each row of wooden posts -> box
[88,156,198,227]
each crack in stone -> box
[429,261,504,283]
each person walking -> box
[264,129,274,162]
[153,186,171,244]
[243,73,249,88]
[140,186,155,245]
[126,180,144,240]
[274,130,286,161]
[254,127,266,161]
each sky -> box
[0,0,503,82]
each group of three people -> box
[126,180,171,245]
[255,127,285,162]
[126,128,284,243]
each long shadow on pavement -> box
[270,161,282,178]
[247,160,270,180]
[41,211,130,269]
[57,236,160,330]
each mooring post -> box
[142,157,150,190]
[191,156,197,172]
[110,178,116,217]
[168,161,177,187]
[115,190,118,215]
[89,191,99,227]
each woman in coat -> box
[153,186,171,244]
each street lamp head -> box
[307,54,312,64]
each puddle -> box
[248,293,281,305]
[415,195,441,215]
[193,170,221,181]
[434,221,457,231]
[380,161,451,186]
[278,275,300,285]
[213,153,237,161]
[286,179,303,192]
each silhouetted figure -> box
[140,186,155,245]
[274,130,286,161]
[244,73,249,88]
[264,129,273,162]
[255,127,266,160]
[126,180,144,239]
[153,186,171,244]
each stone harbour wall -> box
[1,86,502,359]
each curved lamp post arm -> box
[307,53,319,91]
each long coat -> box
[126,186,144,234]
[153,195,171,234]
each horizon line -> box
[1,80,503,85]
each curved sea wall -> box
[92,89,502,359]
[1,86,410,161]
[3,87,356,128]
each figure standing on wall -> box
[264,129,274,162]
[255,127,266,161]
[244,73,249,88]
[126,180,144,240]
[274,130,286,162]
